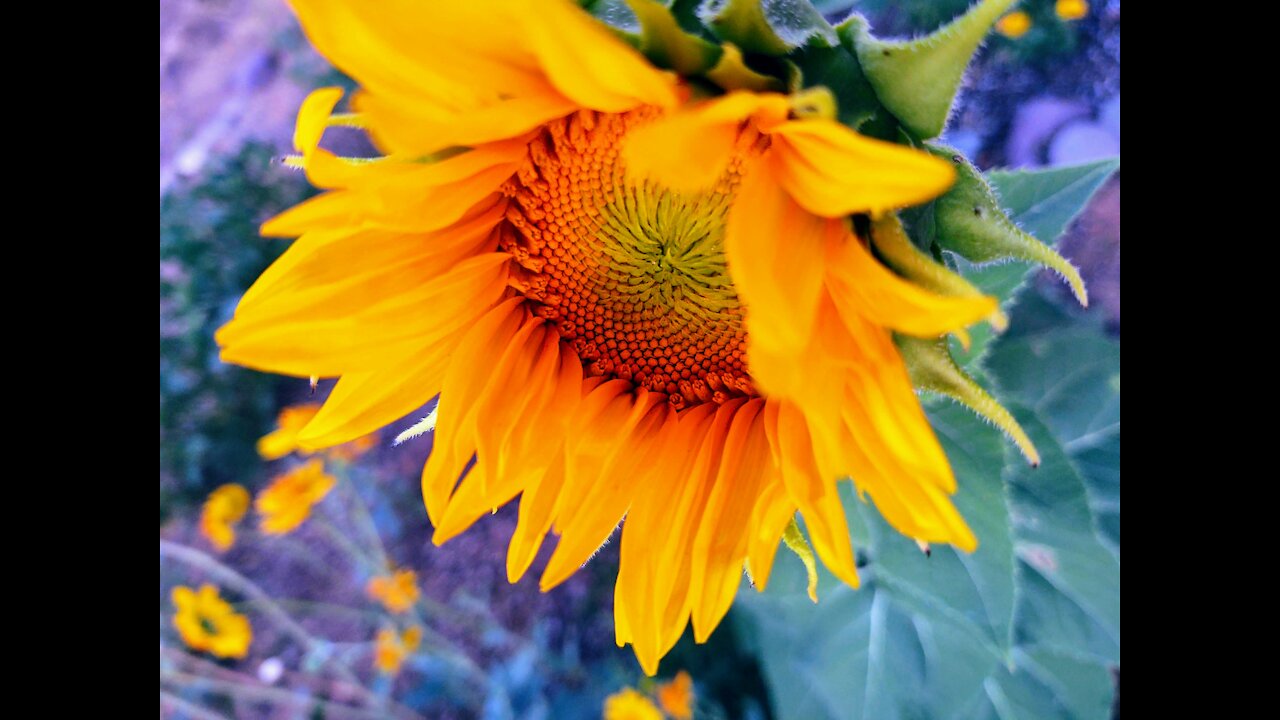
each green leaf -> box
[839,0,1017,139]
[984,295,1120,444]
[987,158,1122,251]
[1007,408,1120,664]
[1070,429,1120,558]
[984,291,1121,558]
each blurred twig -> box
[161,644,407,718]
[160,690,230,720]
[161,669,408,720]
[333,466,394,570]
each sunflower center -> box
[501,109,766,408]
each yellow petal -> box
[287,0,542,112]
[506,447,568,583]
[518,0,678,112]
[421,298,529,525]
[614,403,718,674]
[623,92,789,192]
[356,89,576,157]
[260,191,361,238]
[218,253,510,377]
[651,402,741,657]
[835,325,976,549]
[690,399,769,642]
[261,139,526,237]
[241,197,505,315]
[744,479,798,593]
[432,320,550,543]
[541,390,672,591]
[824,230,997,338]
[296,346,451,449]
[294,87,345,156]
[766,400,861,588]
[724,164,827,353]
[771,119,955,217]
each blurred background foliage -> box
[160,0,1118,717]
[160,144,310,522]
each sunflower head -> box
[217,0,1087,675]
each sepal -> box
[896,335,1040,466]
[926,145,1088,306]
[838,0,1018,139]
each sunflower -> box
[218,0,1024,673]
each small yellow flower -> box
[366,569,420,614]
[255,459,336,534]
[199,484,251,552]
[257,404,322,460]
[657,671,695,720]
[171,584,252,659]
[1055,0,1089,21]
[996,11,1033,38]
[326,432,379,462]
[258,403,378,462]
[604,688,663,720]
[373,626,423,675]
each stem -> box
[159,690,230,720]
[333,466,393,570]
[161,670,411,720]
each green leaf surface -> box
[984,290,1121,559]
[987,159,1121,248]
[1006,408,1120,665]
